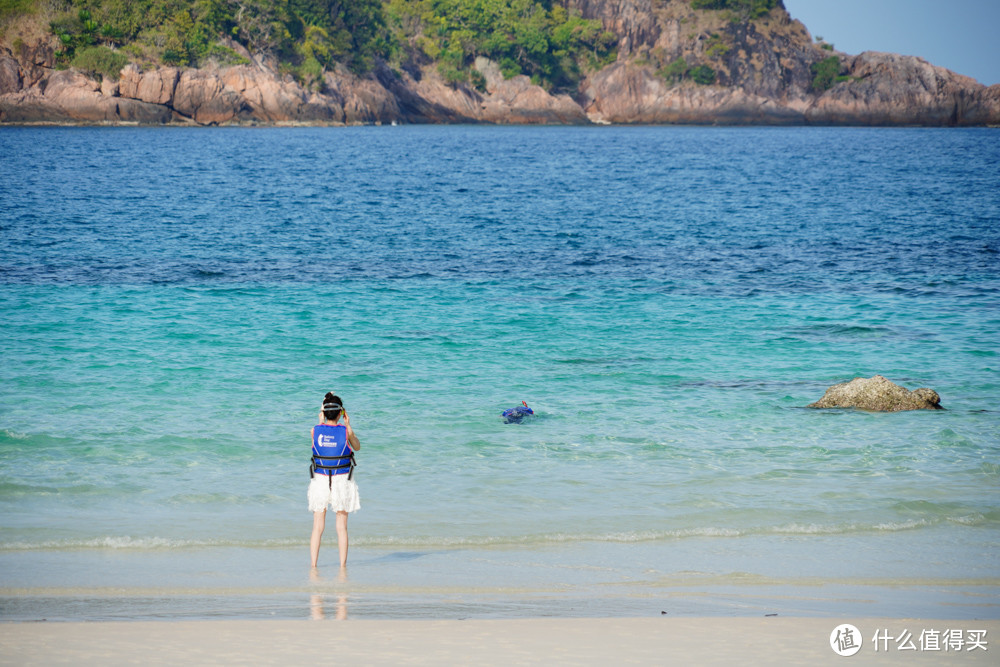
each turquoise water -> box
[0,126,998,620]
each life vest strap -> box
[310,452,356,486]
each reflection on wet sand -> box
[310,567,349,620]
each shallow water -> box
[1,126,998,620]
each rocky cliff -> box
[1,0,997,126]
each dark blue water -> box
[3,126,998,291]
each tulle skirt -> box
[307,474,360,513]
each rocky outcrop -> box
[329,65,402,123]
[0,50,589,125]
[0,67,172,123]
[1,0,998,125]
[580,62,805,124]
[118,65,179,106]
[372,58,587,124]
[567,0,998,125]
[0,52,22,95]
[115,63,353,123]
[807,375,943,412]
[569,0,661,57]
[807,52,1000,126]
[474,57,588,124]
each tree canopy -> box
[11,0,615,91]
[387,0,616,90]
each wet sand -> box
[2,617,997,665]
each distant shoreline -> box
[5,1,1000,127]
[2,119,998,128]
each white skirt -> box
[307,474,361,513]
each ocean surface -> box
[0,125,998,622]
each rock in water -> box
[807,375,942,411]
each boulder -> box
[118,65,180,106]
[173,69,246,124]
[807,375,942,411]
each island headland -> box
[1,0,997,126]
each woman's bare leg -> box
[335,510,349,568]
[310,510,326,568]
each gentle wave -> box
[0,536,304,551]
[357,518,990,546]
[1,516,987,552]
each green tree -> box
[657,56,688,83]
[689,64,715,85]
[71,44,129,78]
[810,55,840,91]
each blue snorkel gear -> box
[501,401,534,424]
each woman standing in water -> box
[308,392,361,569]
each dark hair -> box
[322,392,343,422]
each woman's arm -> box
[343,412,361,451]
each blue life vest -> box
[311,423,355,484]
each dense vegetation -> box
[0,0,614,91]
[0,0,796,92]
[689,0,776,21]
[656,56,714,85]
[388,0,616,90]
[810,55,848,92]
[30,0,389,82]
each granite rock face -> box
[806,51,1000,126]
[0,50,23,95]
[579,62,803,124]
[0,67,172,123]
[1,0,998,125]
[474,57,589,124]
[118,65,180,106]
[568,0,998,125]
[807,375,943,412]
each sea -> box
[0,125,997,622]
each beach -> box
[3,617,998,665]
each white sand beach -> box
[2,617,997,666]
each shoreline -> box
[3,119,1000,128]
[3,540,997,623]
[2,617,997,665]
